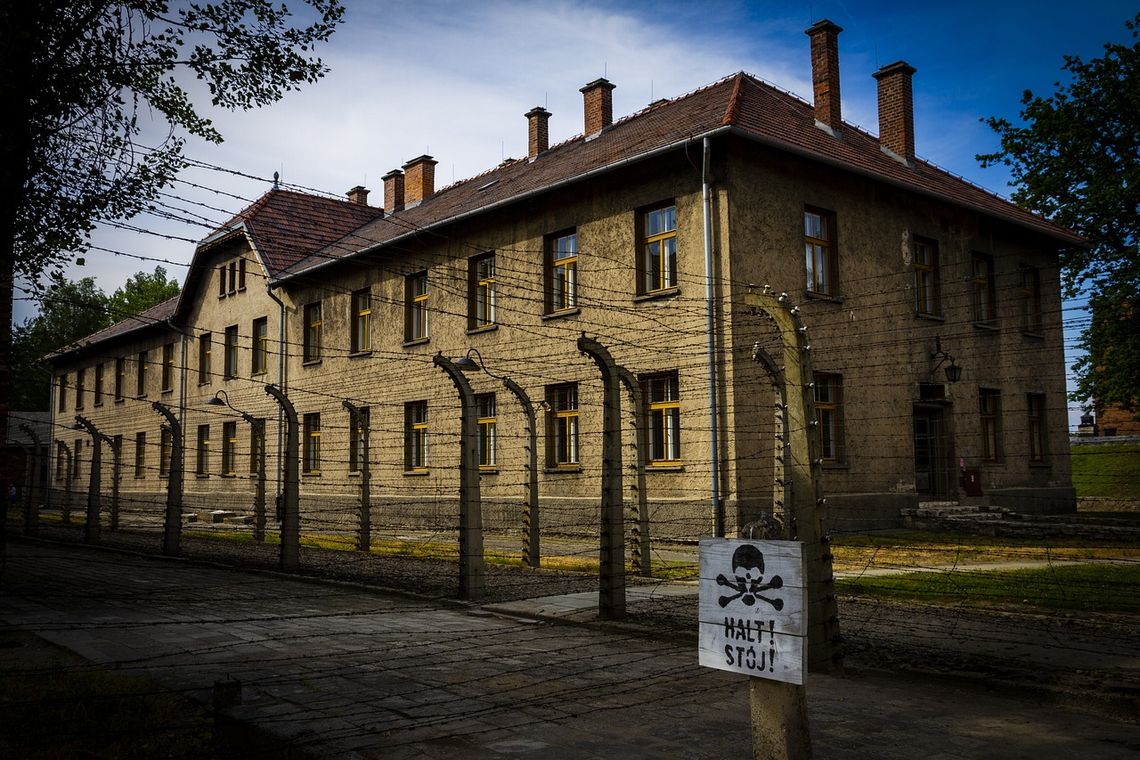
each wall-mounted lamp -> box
[930,336,962,384]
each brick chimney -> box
[345,185,369,205]
[873,61,918,164]
[805,19,843,132]
[403,155,437,207]
[526,106,551,158]
[580,78,615,136]
[382,169,404,212]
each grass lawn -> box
[836,561,1140,614]
[1071,441,1140,499]
[829,530,1140,573]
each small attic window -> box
[477,179,499,192]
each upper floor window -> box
[913,237,941,317]
[115,357,125,400]
[405,401,429,471]
[303,302,322,362]
[57,374,67,412]
[971,253,996,324]
[546,231,578,313]
[476,393,496,468]
[351,288,371,353]
[640,203,677,294]
[161,342,175,392]
[94,363,104,406]
[469,253,496,329]
[979,388,1002,462]
[136,350,148,396]
[223,325,239,379]
[218,258,247,297]
[75,368,85,411]
[252,317,269,375]
[134,431,147,478]
[1020,265,1043,334]
[198,333,211,384]
[805,207,838,296]
[645,372,681,465]
[1027,393,1047,463]
[814,372,845,464]
[546,383,579,468]
[406,273,429,342]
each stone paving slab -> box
[1,540,1137,759]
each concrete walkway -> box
[1,539,1137,759]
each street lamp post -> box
[342,400,371,552]
[208,390,266,542]
[264,384,300,572]
[577,334,626,620]
[433,353,485,601]
[456,349,541,568]
[74,415,110,544]
[151,401,184,556]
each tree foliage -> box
[12,276,112,411]
[1,1,344,280]
[978,13,1140,413]
[108,266,181,321]
[0,1,344,456]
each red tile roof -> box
[284,72,1081,280]
[45,295,178,361]
[211,188,385,275]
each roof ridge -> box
[722,71,746,126]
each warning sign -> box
[698,538,807,685]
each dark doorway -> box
[913,405,955,499]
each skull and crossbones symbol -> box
[717,544,783,610]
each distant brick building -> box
[45,20,1081,540]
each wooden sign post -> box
[699,537,812,759]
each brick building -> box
[45,21,1081,541]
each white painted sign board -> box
[698,538,807,685]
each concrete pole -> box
[152,402,184,557]
[13,440,31,528]
[19,424,41,536]
[108,436,121,531]
[744,290,842,673]
[616,367,651,578]
[502,376,540,568]
[252,418,267,543]
[265,384,300,572]
[577,335,625,620]
[59,441,73,524]
[433,354,485,601]
[74,415,106,545]
[343,401,371,552]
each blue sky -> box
[19,0,1138,425]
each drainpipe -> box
[702,136,723,537]
[265,284,288,507]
